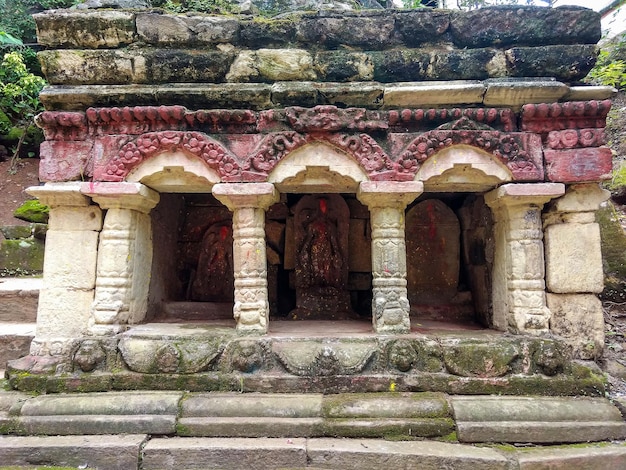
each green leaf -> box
[0,31,23,45]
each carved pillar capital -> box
[81,182,160,213]
[357,181,424,209]
[484,183,565,210]
[27,182,91,208]
[212,183,278,211]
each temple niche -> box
[148,193,235,322]
[266,193,372,321]
[405,195,495,326]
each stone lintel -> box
[483,79,569,108]
[485,183,565,208]
[549,183,610,214]
[39,81,590,112]
[26,182,90,208]
[382,81,485,108]
[564,85,617,101]
[357,181,424,208]
[212,183,279,211]
[81,182,160,213]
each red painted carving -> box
[86,105,187,125]
[545,147,613,183]
[322,133,396,179]
[397,129,542,180]
[285,106,388,132]
[101,131,241,182]
[243,132,396,181]
[388,107,516,132]
[546,129,605,149]
[245,132,308,178]
[35,111,88,141]
[521,100,612,133]
[185,109,257,133]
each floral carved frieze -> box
[101,131,242,182]
[396,128,543,180]
[546,129,606,149]
[284,105,388,132]
[521,100,612,133]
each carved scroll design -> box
[546,129,606,149]
[244,131,395,180]
[396,128,537,178]
[102,130,242,181]
[245,131,308,175]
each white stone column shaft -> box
[213,182,279,334]
[357,181,423,334]
[543,183,610,359]
[485,183,564,334]
[26,183,102,356]
[82,182,159,335]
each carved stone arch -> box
[416,145,513,192]
[267,140,369,193]
[100,131,242,186]
[246,131,396,187]
[127,151,221,193]
[396,129,543,183]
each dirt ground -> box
[0,157,40,239]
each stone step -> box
[1,391,625,445]
[0,436,625,470]
[0,277,41,323]
[0,322,35,370]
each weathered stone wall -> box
[34,7,599,89]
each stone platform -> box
[5,320,607,396]
[0,391,625,469]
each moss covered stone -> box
[0,239,45,272]
[597,202,626,301]
[13,200,49,224]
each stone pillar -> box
[485,183,564,334]
[26,183,102,356]
[543,183,610,359]
[213,183,279,334]
[357,181,424,334]
[81,182,159,335]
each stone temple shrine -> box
[2,5,626,468]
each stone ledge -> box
[38,82,614,112]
